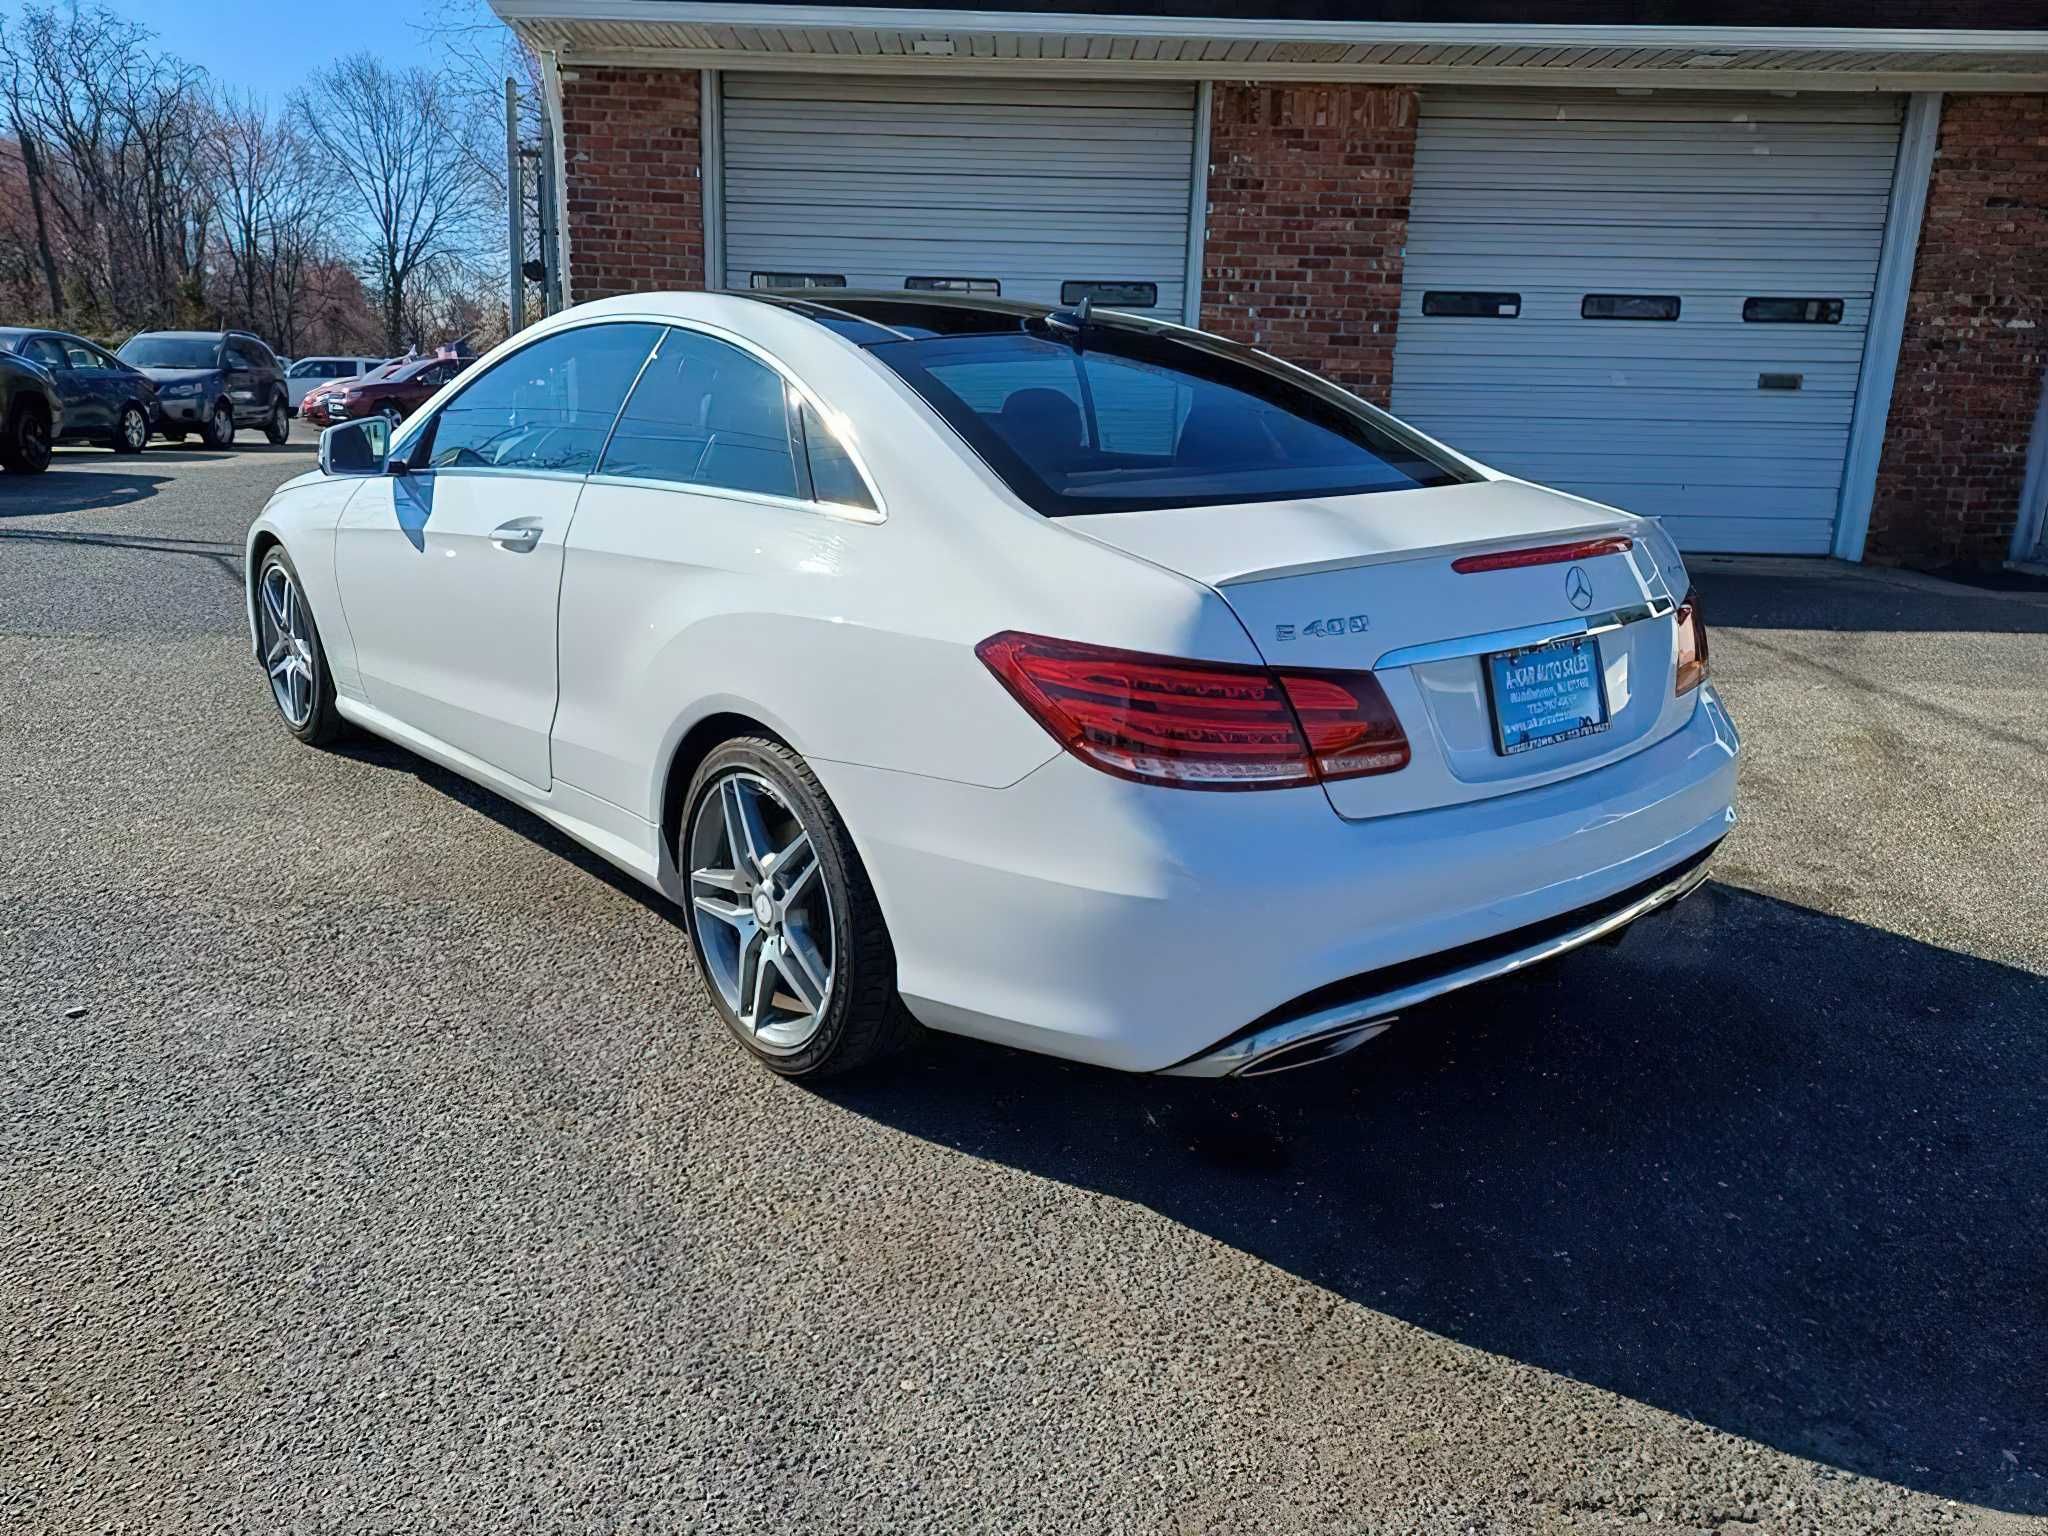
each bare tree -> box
[206,91,333,348]
[0,3,210,330]
[301,55,491,352]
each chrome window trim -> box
[386,312,888,521]
[401,465,593,488]
[582,469,886,527]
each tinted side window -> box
[24,338,68,369]
[425,324,660,475]
[224,344,255,369]
[799,402,874,510]
[599,328,798,500]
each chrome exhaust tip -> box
[1234,1018,1395,1077]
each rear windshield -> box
[119,336,219,369]
[869,327,1470,516]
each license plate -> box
[1484,635,1610,756]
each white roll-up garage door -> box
[1392,90,1904,554]
[720,75,1197,321]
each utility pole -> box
[506,76,525,334]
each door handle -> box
[490,518,543,553]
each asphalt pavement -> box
[3,441,2045,1534]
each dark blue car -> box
[0,328,157,454]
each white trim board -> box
[2014,365,2048,564]
[490,0,2048,55]
[701,67,724,290]
[1832,90,1940,564]
[544,52,2048,92]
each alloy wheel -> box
[687,770,836,1053]
[121,407,147,450]
[257,561,317,728]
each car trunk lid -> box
[1063,480,1693,820]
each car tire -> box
[202,400,234,449]
[378,405,403,431]
[263,397,289,445]
[0,399,52,474]
[680,737,919,1079]
[110,402,148,455]
[254,546,343,747]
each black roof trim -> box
[738,288,1077,343]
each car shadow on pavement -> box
[0,469,173,517]
[820,881,2048,1515]
[332,736,685,922]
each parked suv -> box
[299,351,469,430]
[0,348,62,473]
[285,355,386,414]
[0,328,157,454]
[116,329,289,448]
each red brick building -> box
[493,0,2048,568]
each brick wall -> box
[1867,93,2048,567]
[559,68,704,302]
[1200,85,1417,406]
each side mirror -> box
[319,417,390,477]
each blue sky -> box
[131,0,496,101]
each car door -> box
[66,339,125,427]
[221,340,265,424]
[23,336,98,436]
[332,320,663,790]
[551,324,882,811]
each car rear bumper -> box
[813,684,1740,1074]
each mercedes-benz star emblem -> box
[1565,565,1594,611]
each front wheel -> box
[111,403,148,454]
[680,739,917,1078]
[201,400,234,449]
[255,547,342,745]
[0,402,52,474]
[263,398,289,445]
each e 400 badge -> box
[1274,614,1370,642]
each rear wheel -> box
[110,402,148,454]
[201,400,234,448]
[263,397,289,445]
[680,738,917,1078]
[0,400,52,474]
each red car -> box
[301,352,470,430]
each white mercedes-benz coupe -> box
[246,290,1738,1080]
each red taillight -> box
[975,631,1409,791]
[1277,671,1411,780]
[1674,587,1709,695]
[1452,536,1634,574]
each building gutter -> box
[488,0,2048,55]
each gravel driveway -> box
[4,443,2044,1533]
